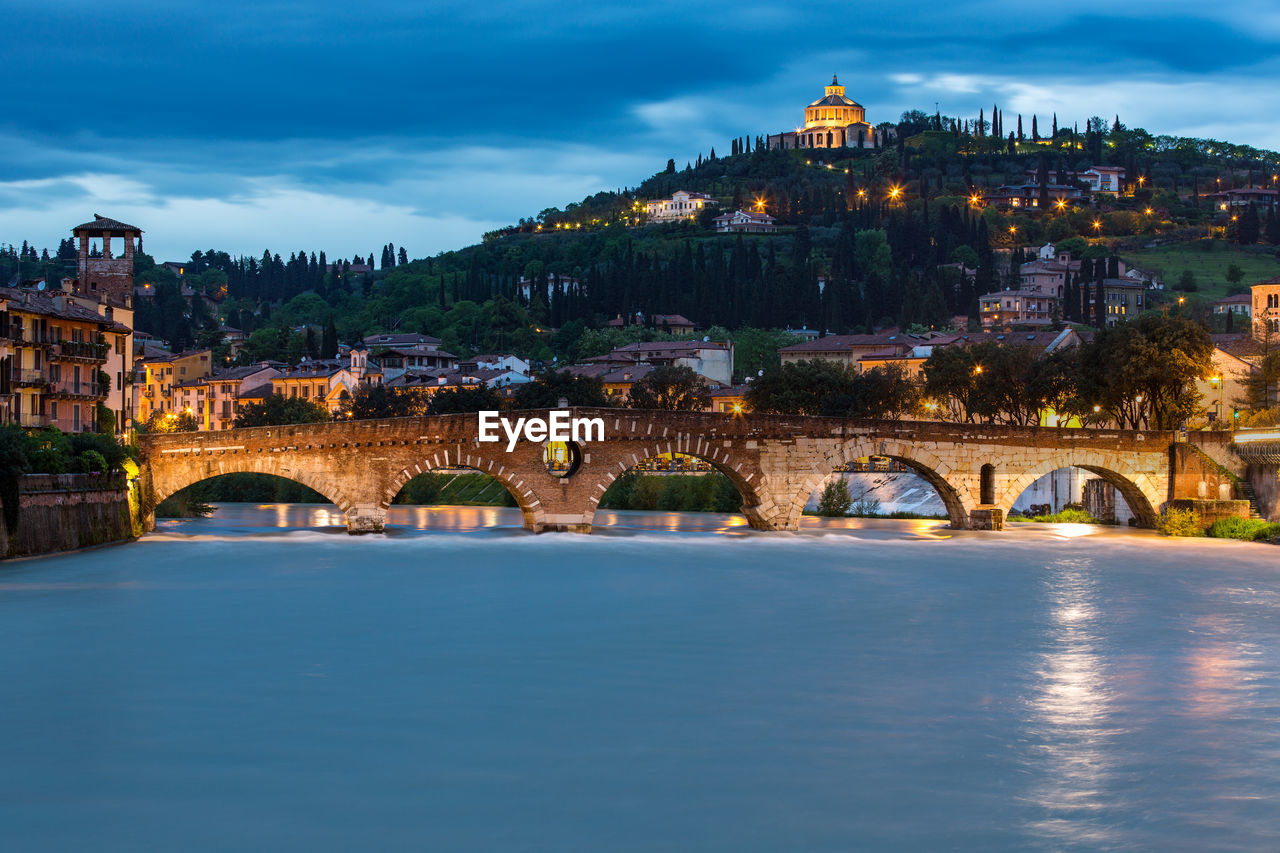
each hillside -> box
[5,108,1279,369]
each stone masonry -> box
[138,409,1244,534]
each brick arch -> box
[579,436,765,523]
[379,444,546,528]
[148,456,356,518]
[785,438,974,529]
[996,450,1163,527]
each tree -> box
[1177,270,1198,292]
[426,385,504,415]
[1226,263,1245,288]
[513,371,614,408]
[815,478,852,517]
[234,395,331,427]
[321,314,339,359]
[1075,314,1213,429]
[747,359,858,416]
[627,365,706,410]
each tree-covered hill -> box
[5,107,1278,369]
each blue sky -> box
[2,0,1279,261]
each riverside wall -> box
[0,474,137,560]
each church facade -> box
[767,76,886,151]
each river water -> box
[3,505,1280,851]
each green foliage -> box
[344,384,427,420]
[627,365,705,410]
[747,359,921,418]
[155,492,214,518]
[513,371,614,408]
[1011,507,1100,524]
[392,472,518,507]
[815,478,853,517]
[1156,506,1204,537]
[598,472,742,513]
[234,395,330,427]
[1205,517,1280,542]
[426,386,505,415]
[0,425,31,533]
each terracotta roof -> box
[0,287,116,326]
[779,333,921,353]
[72,214,142,234]
[1211,334,1269,361]
[1215,293,1253,304]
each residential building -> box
[978,289,1060,327]
[703,383,750,414]
[0,287,119,432]
[1212,293,1252,318]
[1091,278,1147,325]
[712,209,778,233]
[586,340,734,385]
[982,184,1082,210]
[1205,188,1280,211]
[1080,166,1125,194]
[134,349,213,426]
[561,363,656,403]
[645,191,719,223]
[1196,346,1257,426]
[778,332,924,369]
[200,363,283,430]
[457,353,530,376]
[363,332,456,379]
[68,292,134,436]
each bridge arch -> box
[787,438,975,530]
[148,455,357,522]
[996,450,1163,528]
[579,437,765,527]
[380,445,546,530]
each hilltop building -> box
[766,76,883,151]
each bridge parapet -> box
[136,411,1214,534]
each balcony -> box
[16,413,49,428]
[54,340,109,362]
[11,369,49,388]
[48,381,110,400]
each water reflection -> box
[1023,556,1118,847]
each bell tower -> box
[73,214,142,299]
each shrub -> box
[1156,506,1204,537]
[1010,507,1100,524]
[1205,517,1280,542]
[815,478,852,517]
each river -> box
[2,505,1279,851]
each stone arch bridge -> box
[137,409,1243,534]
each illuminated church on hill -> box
[767,75,885,151]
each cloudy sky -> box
[2,0,1278,262]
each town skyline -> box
[3,1,1280,260]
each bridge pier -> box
[345,505,386,535]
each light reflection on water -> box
[8,503,1280,851]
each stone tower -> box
[74,214,142,298]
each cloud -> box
[2,1,1279,259]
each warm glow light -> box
[1092,220,1102,230]
[1055,199,1066,210]
[888,186,901,199]
[974,365,983,374]
[1093,405,1101,413]
[1145,208,1153,215]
